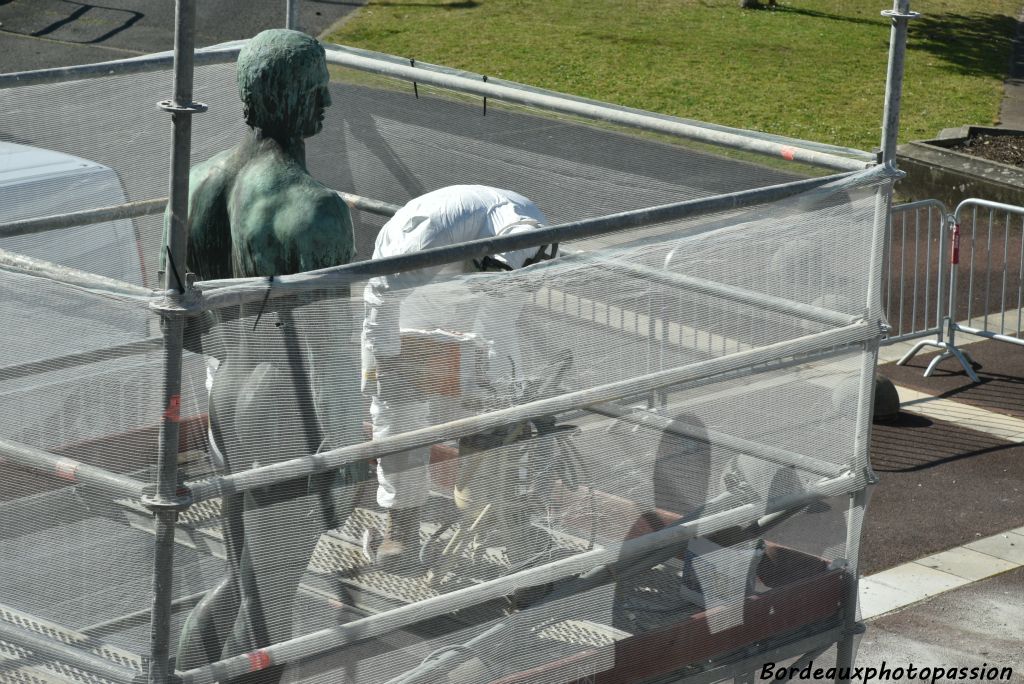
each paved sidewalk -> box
[858,566,1024,677]
[878,8,1024,650]
[1000,6,1024,129]
[855,336,1024,677]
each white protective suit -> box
[362,185,549,510]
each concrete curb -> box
[316,0,369,40]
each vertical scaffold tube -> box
[880,0,917,166]
[836,3,916,682]
[147,1,203,682]
[286,0,300,30]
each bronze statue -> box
[181,30,353,279]
[169,29,359,683]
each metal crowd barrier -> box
[949,199,1024,348]
[891,198,1024,382]
[883,199,949,344]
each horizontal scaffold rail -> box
[0,337,162,383]
[178,468,864,684]
[191,170,884,312]
[601,258,859,328]
[0,191,400,240]
[0,42,872,172]
[0,617,141,684]
[583,401,843,479]
[0,199,167,239]
[0,42,242,89]
[186,320,875,503]
[319,47,872,173]
[0,247,152,298]
[0,436,147,500]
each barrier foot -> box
[896,339,980,384]
[895,338,945,367]
[922,347,980,383]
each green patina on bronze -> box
[169,31,362,679]
[163,28,354,281]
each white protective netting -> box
[0,42,885,684]
[0,41,834,288]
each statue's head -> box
[237,29,331,140]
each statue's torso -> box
[187,137,354,281]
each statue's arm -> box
[161,161,232,357]
[160,160,233,283]
[278,190,360,451]
[288,190,355,272]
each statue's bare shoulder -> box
[170,29,355,282]
[228,147,354,277]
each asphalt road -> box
[0,0,365,72]
[0,55,807,271]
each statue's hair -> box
[237,29,326,135]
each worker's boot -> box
[376,507,421,572]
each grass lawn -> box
[325,0,1021,153]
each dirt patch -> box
[948,133,1024,167]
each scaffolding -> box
[0,2,915,683]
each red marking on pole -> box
[951,223,961,265]
[55,459,79,482]
[780,146,797,161]
[163,394,181,423]
[247,650,271,672]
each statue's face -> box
[238,30,333,141]
[300,61,331,138]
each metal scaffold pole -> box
[146,0,205,682]
[286,0,300,30]
[880,0,917,167]
[835,3,917,683]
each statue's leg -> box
[220,478,323,684]
[175,391,248,670]
[174,565,241,671]
[216,360,337,683]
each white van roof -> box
[0,141,144,286]
[0,141,106,187]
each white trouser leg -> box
[370,394,431,510]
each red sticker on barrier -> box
[247,650,271,672]
[163,394,181,423]
[780,146,797,161]
[54,459,79,482]
[951,223,961,265]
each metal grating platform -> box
[309,534,439,606]
[0,603,143,684]
[535,619,629,650]
[40,493,678,684]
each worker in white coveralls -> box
[362,185,557,567]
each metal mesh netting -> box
[0,154,884,683]
[0,40,833,288]
[0,39,885,684]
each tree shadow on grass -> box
[366,1,479,8]
[780,6,895,29]
[782,7,1017,81]
[909,12,1018,79]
